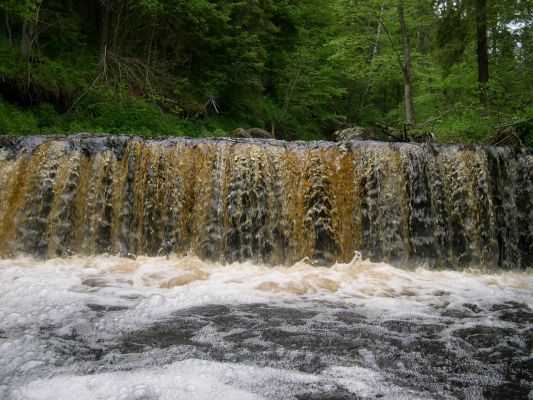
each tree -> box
[359,3,384,113]
[475,0,489,104]
[398,0,415,128]
[0,0,531,144]
[0,0,42,61]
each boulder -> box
[231,127,274,139]
[333,126,375,142]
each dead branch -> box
[416,108,455,129]
[373,122,408,142]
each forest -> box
[0,0,531,144]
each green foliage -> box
[0,97,38,134]
[0,0,530,144]
[0,0,42,21]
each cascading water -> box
[0,135,532,400]
[0,135,531,269]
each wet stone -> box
[296,387,360,400]
[81,278,107,288]
[85,303,129,312]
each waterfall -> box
[0,135,531,269]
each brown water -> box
[0,135,531,269]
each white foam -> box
[14,359,432,400]
[0,254,531,399]
[13,359,267,400]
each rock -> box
[333,126,375,142]
[231,127,274,139]
[231,128,251,138]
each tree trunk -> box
[20,1,42,60]
[396,82,400,105]
[100,2,110,60]
[4,12,12,44]
[359,3,384,113]
[112,1,124,51]
[20,20,34,61]
[145,24,155,87]
[398,0,416,129]
[475,0,489,104]
[279,60,303,121]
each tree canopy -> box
[0,0,531,144]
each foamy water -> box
[0,255,532,399]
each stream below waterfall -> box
[0,255,531,400]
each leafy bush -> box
[0,97,39,134]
